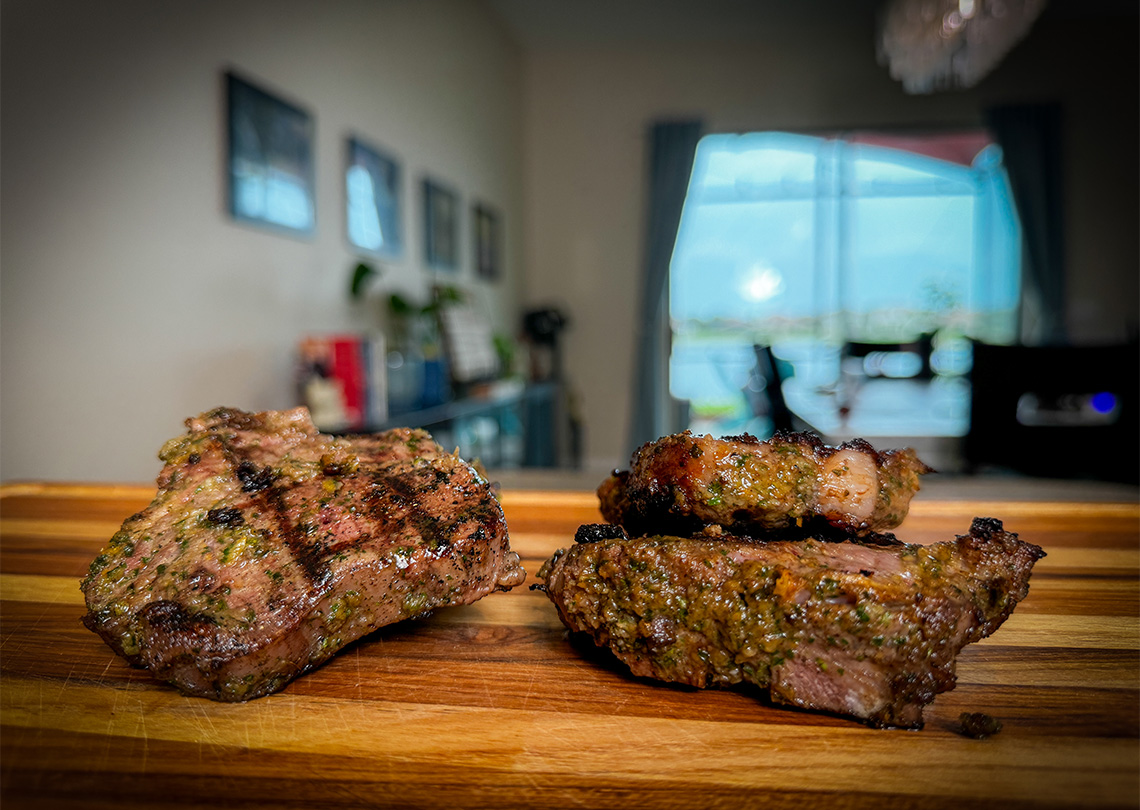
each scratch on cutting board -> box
[134,696,150,774]
[332,698,351,734]
[95,655,116,687]
[255,696,271,750]
[242,702,253,751]
[354,645,364,698]
[105,687,121,740]
[479,665,496,708]
[193,697,223,756]
[517,661,544,711]
[377,636,394,674]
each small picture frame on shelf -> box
[438,296,500,385]
[225,70,315,236]
[473,203,500,280]
[422,178,459,271]
[345,136,403,258]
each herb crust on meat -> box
[599,431,932,538]
[538,518,1043,728]
[81,406,525,701]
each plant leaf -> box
[349,262,378,299]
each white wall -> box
[521,10,1139,471]
[4,3,1135,484]
[1,0,524,482]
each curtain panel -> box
[984,103,1068,345]
[627,119,703,458]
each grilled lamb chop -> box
[81,406,525,701]
[599,431,931,538]
[537,518,1043,728]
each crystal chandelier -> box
[878,0,1048,94]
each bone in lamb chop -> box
[598,431,932,539]
[81,406,526,701]
[537,518,1044,728]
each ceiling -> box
[485,0,1137,50]
[484,0,879,48]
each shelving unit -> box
[369,380,563,469]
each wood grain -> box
[2,482,1137,809]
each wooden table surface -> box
[2,482,1137,809]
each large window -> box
[669,131,1021,438]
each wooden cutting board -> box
[2,482,1137,809]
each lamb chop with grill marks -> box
[537,518,1043,728]
[81,406,526,701]
[599,431,932,539]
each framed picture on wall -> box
[345,136,402,258]
[473,203,500,280]
[422,178,459,271]
[225,71,315,236]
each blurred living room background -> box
[1,0,1136,496]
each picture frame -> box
[439,301,500,385]
[422,178,459,271]
[345,136,403,258]
[225,71,315,236]
[473,203,500,280]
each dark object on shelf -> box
[966,341,1138,483]
[523,308,568,345]
[523,307,568,381]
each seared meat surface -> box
[599,431,931,537]
[538,518,1042,728]
[81,407,525,701]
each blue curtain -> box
[627,119,703,458]
[985,103,1067,345]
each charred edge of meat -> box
[137,599,217,635]
[723,522,903,547]
[718,432,763,445]
[613,511,707,542]
[575,524,629,544]
[965,516,1046,560]
[205,507,244,527]
[198,406,263,431]
[958,712,1003,738]
[236,460,276,493]
[597,470,630,519]
[775,431,928,469]
[971,516,1006,536]
[652,429,823,459]
[630,429,934,471]
[134,600,257,676]
[608,510,902,546]
[533,547,565,587]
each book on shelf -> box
[296,333,387,432]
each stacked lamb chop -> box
[536,431,1044,728]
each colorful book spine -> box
[297,333,387,432]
